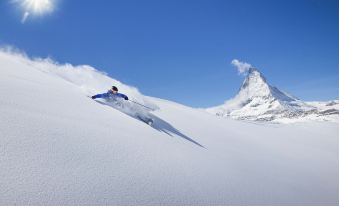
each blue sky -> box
[1,0,339,107]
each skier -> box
[91,86,153,125]
[91,86,128,100]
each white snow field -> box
[1,50,339,206]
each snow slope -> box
[1,50,339,206]
[207,68,339,123]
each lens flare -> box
[22,0,54,15]
[13,0,56,23]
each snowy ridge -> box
[0,48,158,111]
[207,67,339,123]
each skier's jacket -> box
[92,91,129,100]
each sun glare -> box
[14,0,56,23]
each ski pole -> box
[128,100,154,110]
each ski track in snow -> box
[1,50,339,206]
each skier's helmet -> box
[112,86,118,92]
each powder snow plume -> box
[0,46,158,110]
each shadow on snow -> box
[94,100,204,148]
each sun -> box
[21,0,55,15]
[13,0,56,23]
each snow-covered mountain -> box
[207,67,339,123]
[1,49,339,206]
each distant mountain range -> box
[207,67,339,123]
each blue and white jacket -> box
[92,91,129,100]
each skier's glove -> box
[124,97,129,100]
[91,96,96,99]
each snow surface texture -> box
[207,67,339,123]
[1,50,339,206]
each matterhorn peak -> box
[206,63,339,122]
[239,67,271,99]
[246,67,266,81]
[248,67,259,74]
